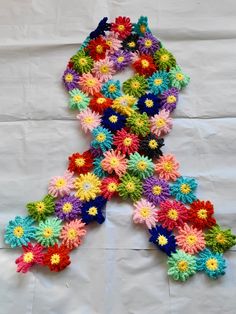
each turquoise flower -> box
[93,156,107,178]
[196,249,226,279]
[5,216,36,248]
[128,152,154,179]
[69,88,90,111]
[147,71,170,95]
[171,176,197,204]
[133,16,151,36]
[35,217,62,247]
[169,65,190,90]
[101,80,122,99]
[91,126,113,152]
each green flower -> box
[126,112,150,137]
[123,75,148,97]
[35,217,62,247]
[205,225,236,253]
[128,152,154,179]
[27,194,55,222]
[71,49,94,74]
[69,88,90,111]
[154,48,176,71]
[169,65,190,90]
[118,173,142,202]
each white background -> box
[0,0,236,313]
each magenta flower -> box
[143,176,170,206]
[15,243,44,273]
[48,170,75,198]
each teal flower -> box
[169,65,190,90]
[35,217,62,247]
[123,74,148,97]
[171,176,197,204]
[69,88,90,111]
[128,152,154,179]
[101,80,122,99]
[93,156,107,178]
[196,249,226,279]
[133,16,151,36]
[147,71,169,95]
[91,126,113,152]
[5,216,36,248]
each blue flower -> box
[133,16,151,36]
[101,80,122,99]
[101,108,126,132]
[196,249,226,279]
[147,71,170,95]
[149,225,176,256]
[171,176,197,204]
[4,216,36,248]
[89,17,110,39]
[93,156,107,178]
[91,126,113,152]
[81,196,107,224]
[137,93,161,116]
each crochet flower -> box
[101,176,120,200]
[63,68,80,91]
[89,93,113,114]
[188,200,216,229]
[101,107,126,132]
[76,108,101,133]
[93,156,107,178]
[136,93,161,116]
[87,36,110,60]
[126,112,150,137]
[55,195,82,221]
[176,223,206,255]
[147,71,170,95]
[196,249,226,279]
[123,74,148,98]
[35,217,62,247]
[143,177,170,206]
[160,87,179,112]
[167,250,197,282]
[111,16,132,39]
[155,154,180,181]
[118,173,142,202]
[128,152,154,179]
[89,17,110,39]
[154,48,176,71]
[15,243,44,273]
[110,50,132,71]
[205,225,236,253]
[79,73,102,96]
[71,49,94,73]
[122,33,140,52]
[156,200,188,231]
[140,135,164,159]
[101,149,128,177]
[133,16,151,36]
[43,244,71,272]
[5,216,36,248]
[133,198,157,229]
[92,57,115,82]
[104,32,122,53]
[27,194,55,222]
[81,196,107,224]
[112,95,137,116]
[138,32,160,54]
[48,170,74,198]
[60,219,86,249]
[169,65,190,90]
[89,146,103,158]
[171,176,197,204]
[91,126,113,152]
[113,128,140,155]
[149,225,176,256]
[132,55,157,77]
[101,79,122,99]
[69,89,90,111]
[74,172,101,201]
[68,150,93,175]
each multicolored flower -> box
[123,74,148,98]
[138,32,160,54]
[55,195,82,221]
[15,243,44,273]
[111,16,132,39]
[188,200,216,229]
[101,107,126,132]
[92,57,115,82]
[154,48,176,71]
[122,33,140,52]
[112,95,137,116]
[81,196,107,224]
[110,50,132,71]
[87,36,110,61]
[63,68,80,91]
[89,93,113,114]
[71,49,94,74]
[48,170,74,198]
[196,249,226,279]
[93,156,107,178]
[101,176,120,200]
[43,244,71,272]
[171,176,197,204]
[149,225,176,256]
[133,198,157,229]
[143,176,170,206]
[101,149,128,177]
[74,172,101,201]
[118,173,142,202]
[126,112,150,137]
[60,219,86,249]
[76,108,101,133]
[147,71,170,95]
[91,126,113,152]
[139,135,164,159]
[160,87,179,112]
[113,128,140,155]
[78,73,102,96]
[101,79,122,99]
[27,194,55,222]
[136,93,161,116]
[133,16,151,36]
[35,217,62,247]
[68,150,94,175]
[205,225,236,253]
[169,65,190,90]
[128,152,154,179]
[155,154,180,181]
[68,88,90,111]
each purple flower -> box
[55,195,82,221]
[143,176,170,206]
[62,68,80,91]
[138,32,160,55]
[89,146,104,158]
[110,50,132,71]
[160,87,179,112]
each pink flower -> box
[176,223,206,254]
[150,109,173,137]
[133,198,157,229]
[60,219,86,250]
[101,149,128,177]
[48,170,74,198]
[92,57,116,83]
[155,154,180,181]
[76,108,101,133]
[104,32,122,53]
[15,243,44,273]
[78,73,102,96]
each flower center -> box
[155,118,166,127]
[117,56,124,63]
[123,137,132,146]
[148,139,158,149]
[145,99,154,108]
[137,160,147,171]
[67,228,77,240]
[144,39,152,48]
[73,94,82,103]
[141,59,150,68]
[13,226,24,238]
[86,78,96,87]
[100,65,109,74]
[178,260,188,272]
[135,118,144,127]
[96,45,103,54]
[108,85,116,92]
[96,133,106,142]
[152,185,162,195]
[88,206,98,216]
[154,78,163,86]
[206,258,218,271]
[75,157,85,167]
[84,116,94,124]
[62,202,73,213]
[186,234,197,245]
[163,162,173,172]
[107,182,117,192]
[83,182,92,191]
[160,54,169,62]
[109,115,118,123]
[157,235,168,246]
[180,183,191,194]
[197,209,208,219]
[140,25,146,33]
[216,233,226,244]
[167,95,176,104]
[23,252,34,263]
[43,227,53,238]
[126,182,135,192]
[65,73,73,82]
[118,24,125,31]
[140,207,151,218]
[97,97,106,104]
[51,253,61,265]
[110,157,119,167]
[131,81,140,89]
[79,58,87,66]
[176,73,184,81]
[55,178,66,188]
[128,41,135,48]
[36,201,45,212]
[167,209,178,220]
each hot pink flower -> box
[78,73,102,96]
[155,154,180,181]
[76,108,101,133]
[15,243,44,273]
[92,57,116,83]
[150,109,173,137]
[101,149,128,177]
[48,170,74,198]
[104,32,122,53]
[133,198,157,229]
[60,219,86,250]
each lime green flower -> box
[169,65,190,90]
[154,48,176,71]
[123,75,148,97]
[128,152,154,179]
[27,194,55,222]
[126,112,150,137]
[71,49,94,74]
[205,225,236,253]
[118,173,142,202]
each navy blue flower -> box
[89,17,110,39]
[137,93,161,116]
[149,225,176,256]
[101,108,126,132]
[81,196,107,224]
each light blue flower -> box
[147,71,170,95]
[93,156,107,178]
[133,16,151,36]
[101,80,122,99]
[196,249,226,279]
[91,126,113,152]
[170,176,197,204]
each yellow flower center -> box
[75,157,85,167]
[62,202,73,213]
[107,182,118,192]
[117,56,124,63]
[65,73,73,82]
[178,260,189,272]
[176,73,184,81]
[123,137,132,146]
[73,94,82,103]
[140,207,151,218]
[50,253,60,265]
[23,252,34,263]
[67,228,77,240]
[79,58,87,66]
[140,24,146,33]
[180,183,191,194]
[96,45,103,54]
[160,54,169,62]
[86,78,96,87]
[84,116,94,124]
[126,182,135,192]
[167,95,176,104]
[110,157,119,167]
[163,162,173,172]
[96,133,106,142]
[186,234,197,245]
[36,201,45,212]
[55,178,66,188]
[88,206,98,216]
[152,185,162,195]
[128,41,135,48]
[135,118,144,127]
[137,160,147,171]
[197,209,208,219]
[206,258,218,271]
[148,139,158,149]
[157,235,168,246]
[43,227,53,238]
[97,97,106,104]
[155,118,166,127]
[167,209,178,220]
[154,78,163,86]
[13,226,24,238]
[118,24,125,31]
[141,59,150,68]
[106,40,112,47]
[144,39,152,48]
[131,81,140,89]
[216,233,226,244]
[109,115,118,123]
[100,65,109,74]
[145,99,154,108]
[108,85,116,92]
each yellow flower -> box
[74,172,101,201]
[112,95,137,116]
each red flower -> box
[101,176,120,200]
[111,16,132,39]
[67,61,74,69]
[68,150,93,175]
[188,200,216,229]
[89,93,113,114]
[132,54,157,77]
[87,36,110,61]
[43,244,71,272]
[113,128,140,155]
